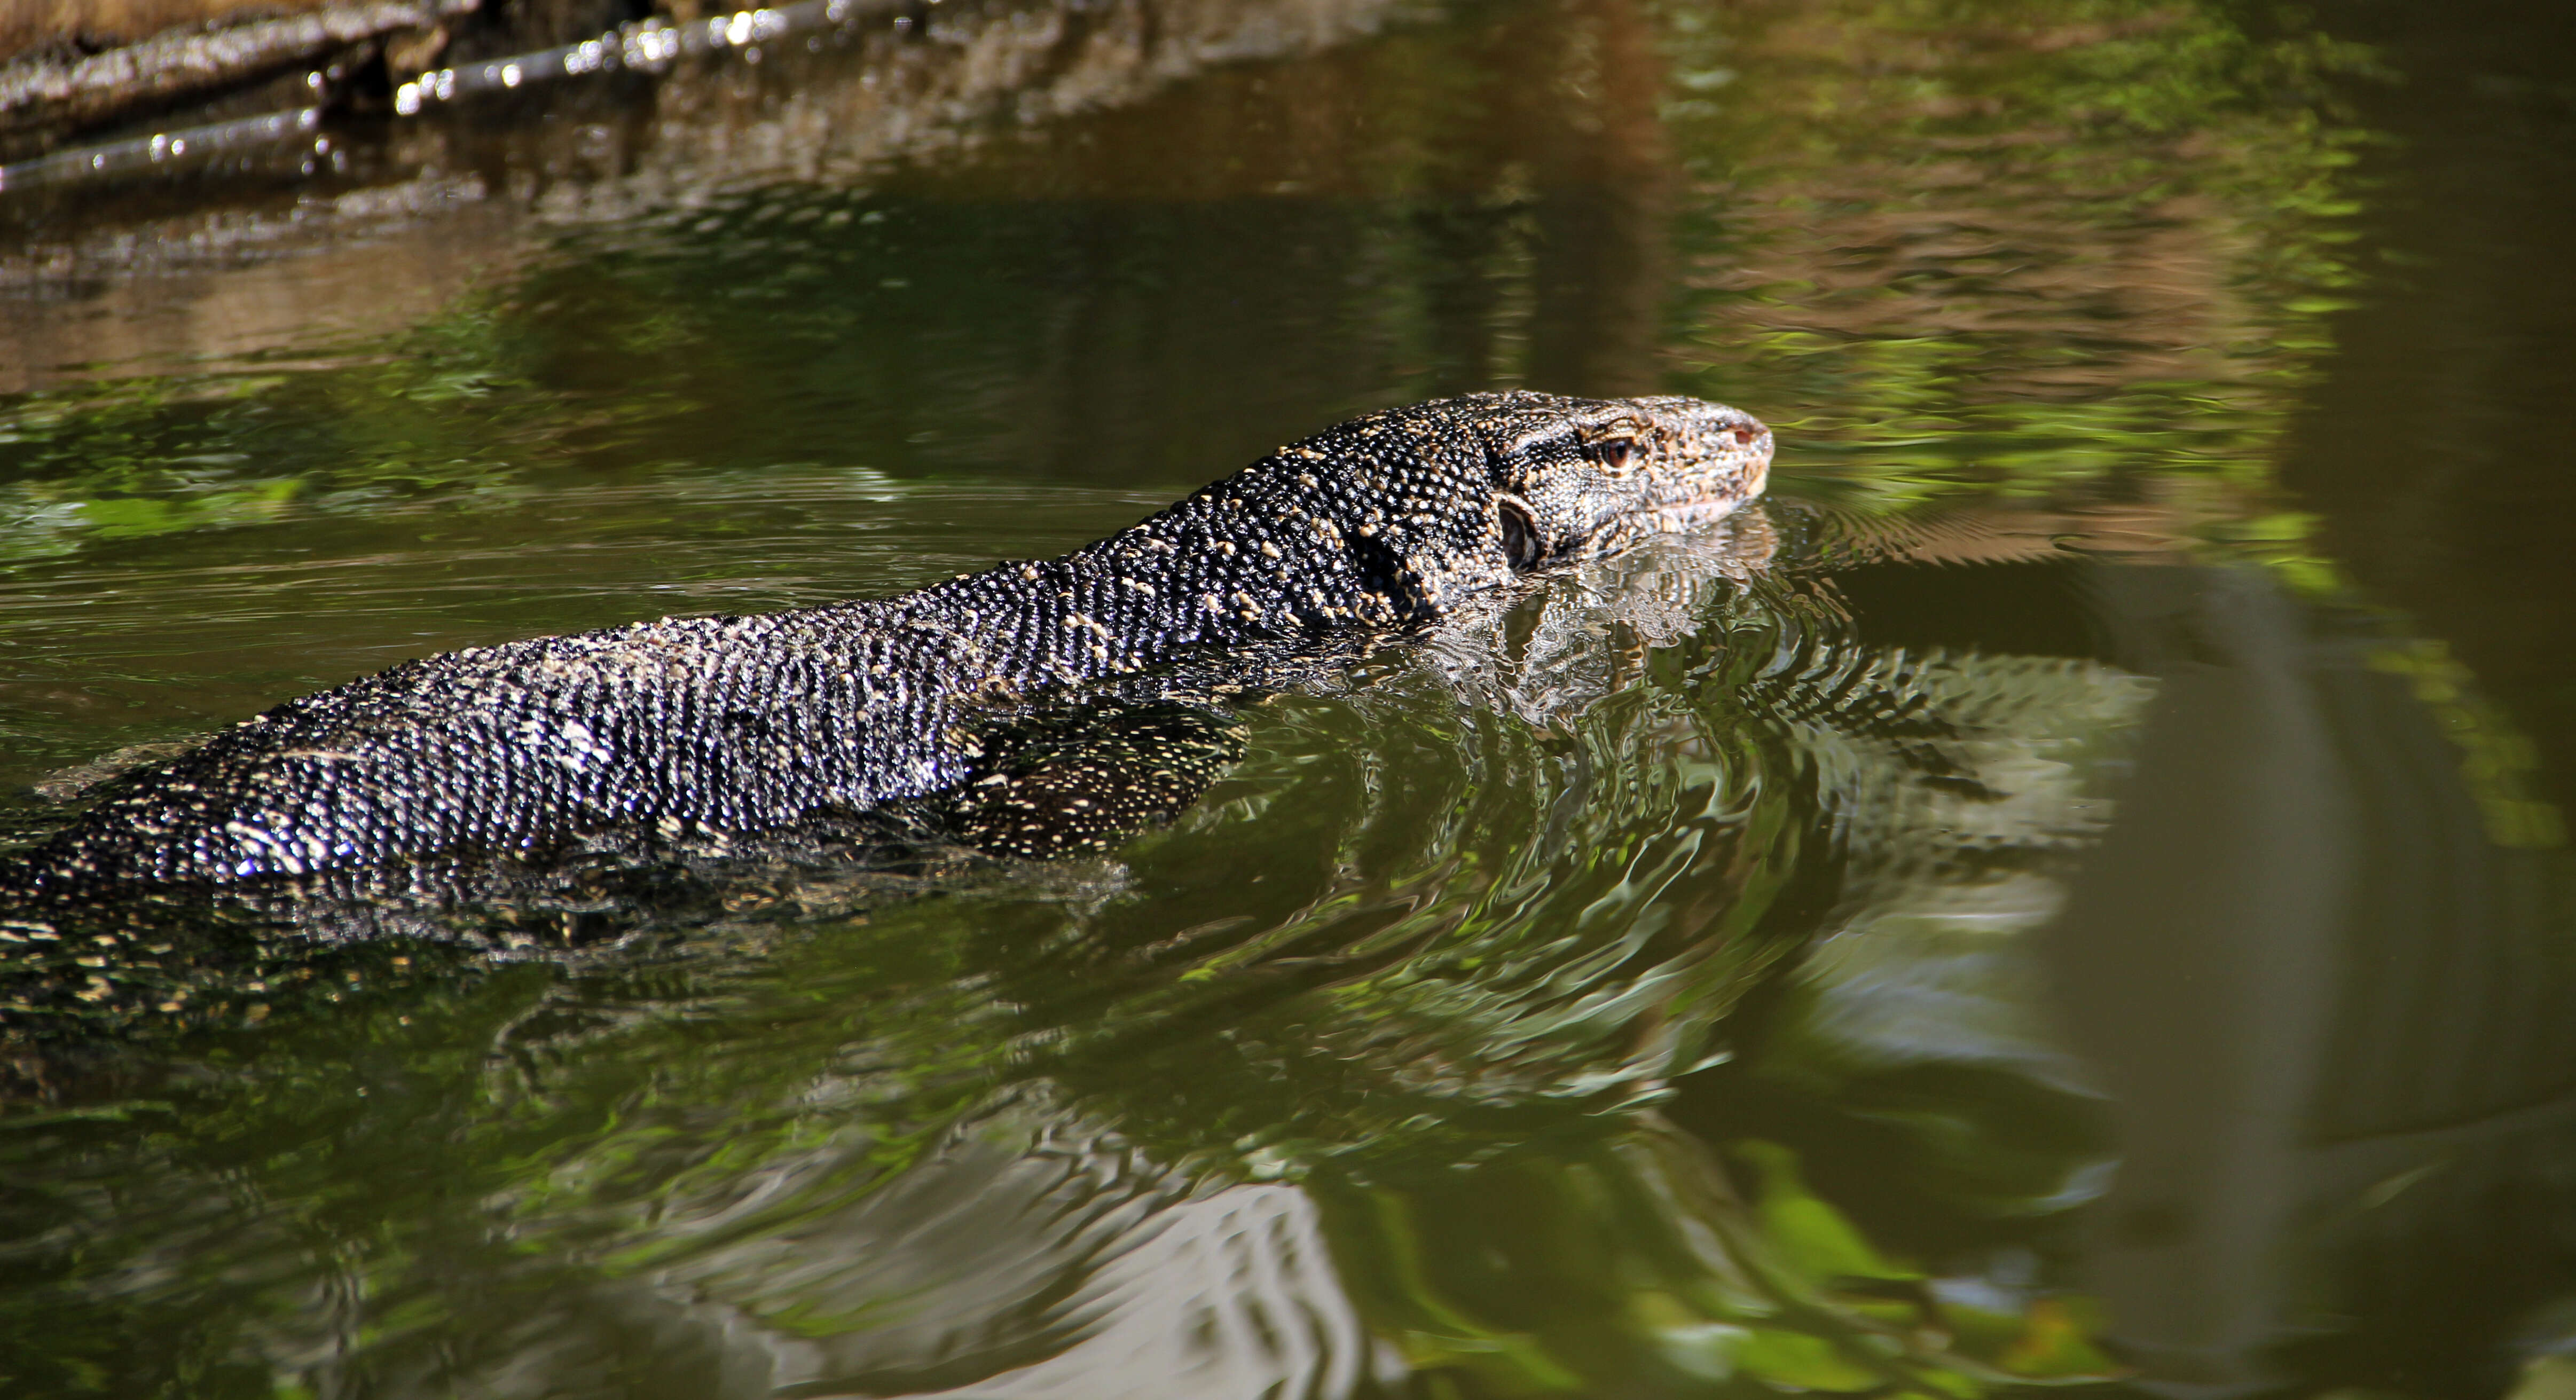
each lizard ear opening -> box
[1497,494,1545,571]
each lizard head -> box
[1475,392,1772,571]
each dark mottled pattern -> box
[3,392,1770,894]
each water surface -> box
[3,0,2574,1395]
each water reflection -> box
[0,513,2151,1396]
[2047,568,2576,1390]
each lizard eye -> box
[1592,438,1638,471]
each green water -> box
[2,0,2573,1394]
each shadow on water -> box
[2,0,2575,1394]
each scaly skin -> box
[3,391,1771,892]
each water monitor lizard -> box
[1,391,1771,898]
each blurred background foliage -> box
[0,0,2377,565]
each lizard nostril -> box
[1731,423,1760,446]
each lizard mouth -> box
[1647,494,1759,530]
[1646,423,1772,528]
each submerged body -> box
[4,392,1770,893]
